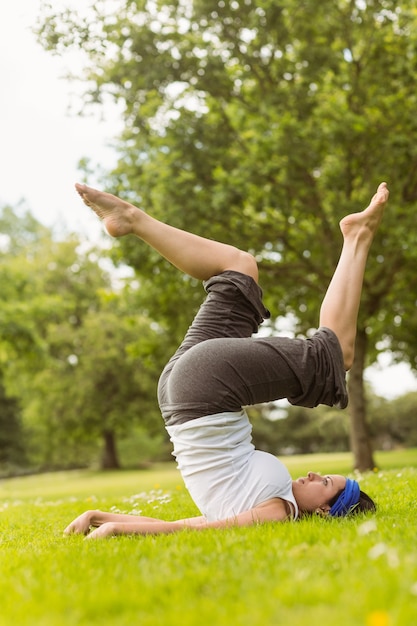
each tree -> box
[368,391,417,449]
[0,203,163,470]
[0,369,26,472]
[250,403,351,456]
[27,288,163,469]
[37,0,417,469]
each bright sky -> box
[0,0,122,237]
[1,1,416,399]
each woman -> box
[65,181,389,539]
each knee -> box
[343,347,354,371]
[233,250,259,282]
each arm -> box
[63,509,181,536]
[69,498,291,540]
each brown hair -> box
[328,488,376,516]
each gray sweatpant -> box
[157,271,348,426]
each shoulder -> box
[255,497,295,522]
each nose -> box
[307,472,320,481]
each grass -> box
[1,450,417,626]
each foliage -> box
[251,403,351,455]
[367,391,417,449]
[1,454,417,625]
[36,0,417,470]
[0,203,165,471]
[0,370,26,471]
[251,388,417,456]
[23,289,164,469]
[36,0,417,335]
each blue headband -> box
[329,478,360,517]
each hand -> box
[63,510,97,536]
[85,522,117,540]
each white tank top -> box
[166,410,298,522]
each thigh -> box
[158,271,269,411]
[164,336,302,418]
[171,271,268,357]
[161,328,347,425]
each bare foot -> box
[340,182,389,242]
[75,183,140,237]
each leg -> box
[163,183,390,422]
[319,182,389,370]
[75,184,258,282]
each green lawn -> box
[1,450,417,626]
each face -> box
[292,472,346,515]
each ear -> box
[315,505,331,517]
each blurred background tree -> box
[0,203,166,471]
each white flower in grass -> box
[368,542,387,560]
[357,520,377,536]
[353,469,364,482]
[13,500,23,507]
[110,505,126,514]
[121,489,172,513]
[386,548,400,568]
[368,542,399,568]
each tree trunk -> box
[347,329,375,471]
[101,429,120,470]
